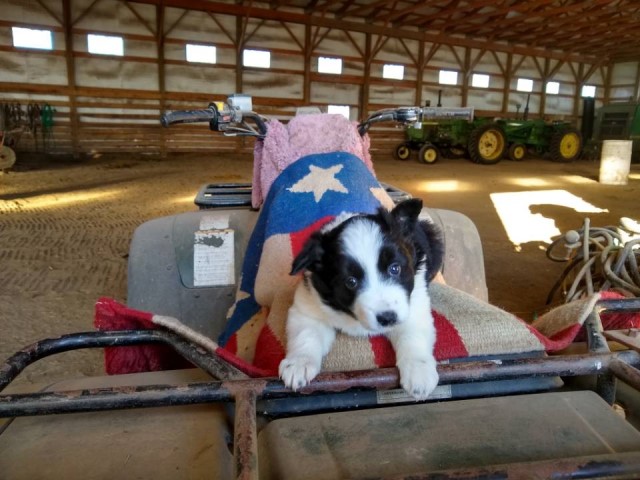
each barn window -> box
[472,73,490,88]
[516,78,533,92]
[87,34,124,56]
[546,81,560,95]
[328,105,350,119]
[318,57,342,74]
[186,44,216,64]
[439,70,458,85]
[383,64,404,80]
[581,85,596,98]
[243,49,270,68]
[12,27,53,50]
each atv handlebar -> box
[161,95,268,138]
[160,95,473,138]
[160,108,218,127]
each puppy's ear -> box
[419,220,445,283]
[290,232,324,275]
[390,198,423,236]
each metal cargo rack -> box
[2,298,640,479]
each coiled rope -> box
[546,217,640,305]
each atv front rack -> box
[2,298,640,479]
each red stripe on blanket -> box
[226,333,238,355]
[253,325,285,376]
[370,336,395,367]
[433,310,469,361]
[524,323,581,352]
[94,297,192,374]
[289,215,335,257]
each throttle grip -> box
[160,108,217,127]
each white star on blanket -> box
[287,164,349,202]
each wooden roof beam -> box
[129,0,600,63]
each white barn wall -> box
[1,0,638,156]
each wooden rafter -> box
[279,21,304,52]
[207,12,235,44]
[164,10,189,39]
[35,0,63,25]
[130,0,637,63]
[121,1,156,35]
[72,0,103,26]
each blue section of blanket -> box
[218,152,384,345]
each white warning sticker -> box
[193,229,235,287]
[199,214,230,231]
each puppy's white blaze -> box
[341,219,411,331]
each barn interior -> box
[2,2,640,474]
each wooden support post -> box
[235,16,244,93]
[461,47,471,107]
[415,39,424,106]
[573,63,584,120]
[62,0,80,158]
[502,53,513,114]
[603,64,613,105]
[360,32,371,120]
[156,3,167,157]
[303,24,311,104]
[540,58,550,118]
[633,62,640,102]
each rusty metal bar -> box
[609,358,640,391]
[3,351,640,418]
[584,309,616,403]
[233,389,259,480]
[597,297,640,312]
[370,451,640,480]
[0,330,246,392]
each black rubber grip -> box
[160,108,216,127]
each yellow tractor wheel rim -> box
[423,149,437,163]
[478,130,504,160]
[397,146,410,159]
[513,145,525,159]
[560,133,579,158]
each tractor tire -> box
[468,123,506,165]
[394,143,412,161]
[508,143,526,161]
[418,143,440,164]
[444,146,466,159]
[0,145,16,170]
[549,127,582,162]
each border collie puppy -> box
[279,198,444,400]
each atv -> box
[1,96,640,479]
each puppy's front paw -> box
[397,359,439,401]
[279,356,321,391]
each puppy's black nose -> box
[376,311,397,327]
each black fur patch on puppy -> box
[291,198,444,315]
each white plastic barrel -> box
[599,140,633,185]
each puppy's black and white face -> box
[291,199,443,333]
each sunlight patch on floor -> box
[490,189,608,247]
[415,180,473,193]
[0,189,122,211]
[559,175,598,184]
[505,177,551,188]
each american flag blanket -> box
[93,153,640,376]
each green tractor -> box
[395,96,582,165]
[394,108,509,165]
[497,118,583,163]
[590,100,640,162]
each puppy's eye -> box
[345,276,359,290]
[388,262,401,276]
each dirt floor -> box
[1,151,639,388]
